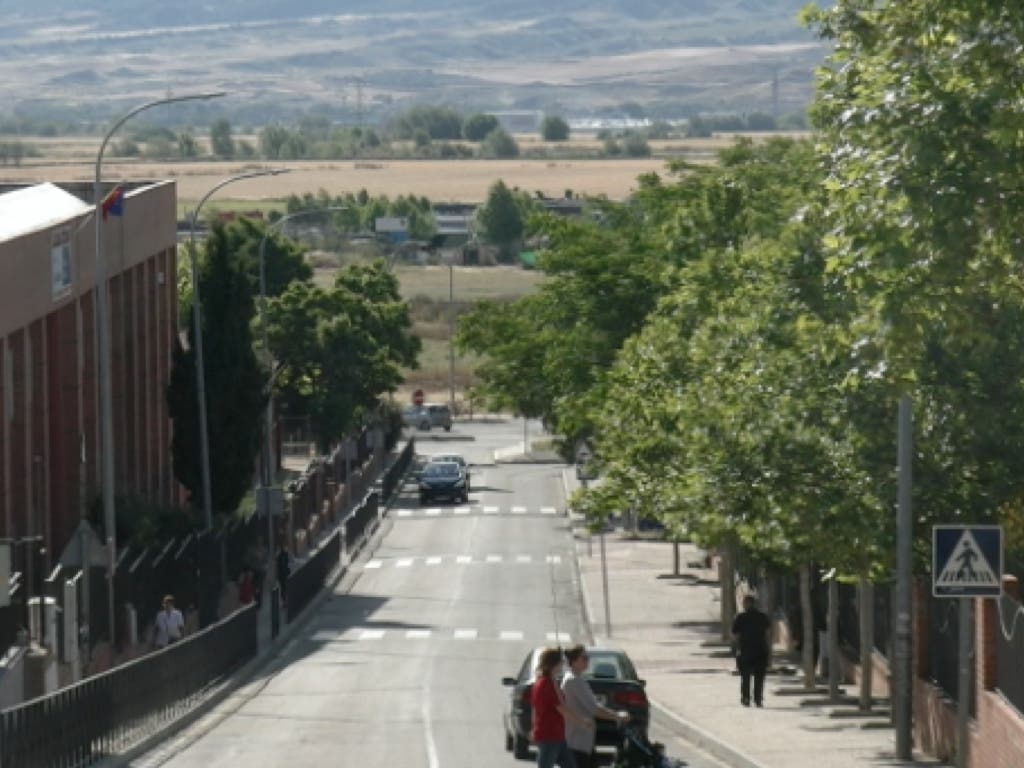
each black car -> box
[502,647,649,760]
[418,461,469,504]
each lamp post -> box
[94,91,224,648]
[255,206,345,597]
[188,168,290,530]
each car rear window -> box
[424,462,459,477]
[584,652,635,680]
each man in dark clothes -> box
[732,595,772,707]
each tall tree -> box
[540,115,570,142]
[167,224,266,515]
[210,118,235,159]
[220,217,313,298]
[463,113,500,141]
[476,180,525,259]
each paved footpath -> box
[572,520,947,768]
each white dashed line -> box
[406,630,432,639]
[483,506,499,514]
[364,560,383,569]
[454,506,471,515]
[545,555,562,564]
[397,510,413,517]
[511,506,527,514]
[516,555,532,564]
[546,631,572,643]
[456,555,473,564]
[396,558,414,568]
[311,630,340,642]
[425,508,442,516]
[486,554,503,564]
[359,629,386,640]
[426,556,443,566]
[500,630,524,641]
[454,628,478,640]
[541,507,557,515]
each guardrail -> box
[0,603,258,767]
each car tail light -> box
[613,690,648,708]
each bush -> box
[481,128,520,158]
[621,133,651,157]
[463,113,500,141]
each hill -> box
[2,1,827,126]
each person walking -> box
[560,645,630,768]
[531,647,583,768]
[153,594,185,649]
[275,543,291,610]
[732,594,772,707]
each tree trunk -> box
[858,575,874,711]
[719,541,737,643]
[800,562,816,690]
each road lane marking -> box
[311,630,341,642]
[516,555,532,564]
[364,560,383,569]
[546,631,572,643]
[359,629,385,640]
[425,508,442,516]
[407,629,432,639]
[511,505,527,514]
[454,628,478,639]
[500,630,524,641]
[397,509,413,517]
[486,554,503,563]
[397,558,414,568]
[426,556,443,566]
[454,506,471,515]
[483,506,499,514]
[545,555,562,564]
[541,506,557,515]
[456,555,473,564]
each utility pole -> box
[894,394,913,759]
[448,260,455,409]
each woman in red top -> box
[531,647,584,768]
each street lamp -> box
[255,206,346,597]
[188,168,290,530]
[94,91,224,647]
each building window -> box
[51,229,72,300]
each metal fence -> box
[286,531,341,624]
[0,603,257,768]
[926,593,974,714]
[995,592,1024,715]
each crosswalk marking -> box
[454,628,478,640]
[406,629,432,639]
[500,630,524,641]
[364,560,383,569]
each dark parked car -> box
[418,461,469,504]
[431,453,470,487]
[501,647,649,760]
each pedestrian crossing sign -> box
[932,525,1003,598]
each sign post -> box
[933,525,1003,768]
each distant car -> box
[418,461,469,504]
[501,646,649,760]
[430,454,470,487]
[402,406,432,431]
[426,404,453,431]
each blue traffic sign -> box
[932,525,1003,598]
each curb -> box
[560,471,769,768]
[100,452,415,767]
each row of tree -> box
[167,218,420,516]
[457,0,1024,686]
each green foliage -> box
[391,105,464,141]
[177,130,199,158]
[219,217,313,298]
[210,118,235,158]
[167,224,267,515]
[481,128,520,159]
[462,113,500,141]
[265,262,421,448]
[283,189,437,242]
[476,180,534,257]
[620,133,651,157]
[0,140,37,166]
[540,115,570,142]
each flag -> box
[101,185,124,220]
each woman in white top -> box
[560,645,629,768]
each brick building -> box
[0,181,179,568]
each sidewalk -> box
[566,479,946,768]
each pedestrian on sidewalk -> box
[732,595,772,707]
[153,595,185,649]
[275,542,292,611]
[531,647,581,768]
[561,645,630,768]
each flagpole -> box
[94,91,224,649]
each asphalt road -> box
[133,419,728,768]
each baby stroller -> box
[612,725,683,768]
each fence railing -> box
[0,603,257,768]
[925,593,975,715]
[995,592,1024,715]
[286,531,341,624]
